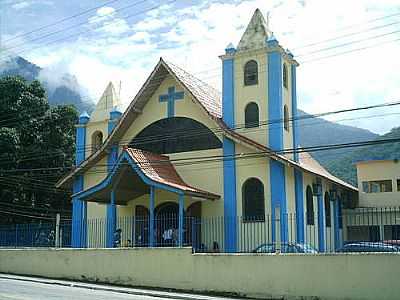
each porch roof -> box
[73,148,220,202]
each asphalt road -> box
[0,277,236,300]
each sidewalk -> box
[0,273,248,300]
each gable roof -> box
[56,58,357,193]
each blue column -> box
[222,54,235,128]
[106,190,117,247]
[270,160,287,244]
[333,197,341,250]
[222,46,237,253]
[149,186,155,247]
[294,169,304,243]
[223,137,237,252]
[317,181,325,252]
[72,112,89,248]
[178,193,184,247]
[267,37,283,152]
[105,108,122,248]
[290,61,299,162]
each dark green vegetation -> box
[0,76,77,224]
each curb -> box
[0,274,242,300]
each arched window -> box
[306,185,314,225]
[283,63,288,89]
[284,105,289,131]
[244,60,258,86]
[242,178,265,222]
[324,192,331,227]
[245,102,259,128]
[92,131,103,153]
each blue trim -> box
[270,160,287,244]
[223,137,237,252]
[222,58,235,128]
[317,182,325,252]
[106,190,117,247]
[267,51,283,151]
[75,126,86,166]
[159,86,184,118]
[75,151,183,200]
[72,176,84,248]
[149,186,155,247]
[334,198,341,250]
[291,64,299,161]
[178,193,184,247]
[294,169,304,243]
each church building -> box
[57,9,357,252]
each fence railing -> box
[0,221,71,248]
[1,208,400,253]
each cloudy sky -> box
[1,0,400,134]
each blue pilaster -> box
[106,190,117,247]
[105,108,122,248]
[334,197,341,250]
[149,186,155,247]
[178,193,184,247]
[270,160,287,244]
[222,45,237,252]
[290,62,299,162]
[294,169,304,243]
[223,137,237,252]
[72,112,89,248]
[222,57,235,128]
[267,37,283,151]
[317,181,325,252]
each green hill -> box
[323,127,400,186]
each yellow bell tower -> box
[220,8,299,160]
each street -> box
[0,276,239,300]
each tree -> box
[0,76,78,224]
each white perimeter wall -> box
[0,248,399,300]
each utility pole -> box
[55,213,60,248]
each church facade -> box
[57,9,357,252]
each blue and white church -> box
[57,9,357,252]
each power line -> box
[3,0,123,43]
[1,0,150,54]
[1,97,400,166]
[0,0,177,62]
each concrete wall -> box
[0,248,399,300]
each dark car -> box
[336,242,400,253]
[252,243,318,254]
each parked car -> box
[384,240,400,246]
[252,243,318,254]
[336,242,400,253]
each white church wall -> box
[282,57,294,161]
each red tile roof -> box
[125,148,220,200]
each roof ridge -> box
[164,60,222,97]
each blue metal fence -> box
[1,208,400,253]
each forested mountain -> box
[0,56,94,113]
[297,110,378,166]
[323,127,400,186]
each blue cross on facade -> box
[159,86,184,118]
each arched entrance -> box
[135,205,149,246]
[155,202,179,246]
[186,202,202,248]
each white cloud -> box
[24,0,400,134]
[11,0,53,10]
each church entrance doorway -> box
[155,202,179,246]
